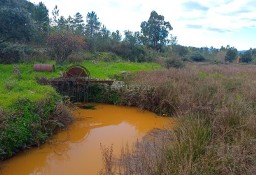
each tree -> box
[111,30,122,42]
[57,16,68,31]
[0,0,35,43]
[120,31,146,62]
[85,11,101,52]
[51,5,59,27]
[225,46,237,63]
[124,31,141,47]
[0,0,47,64]
[108,30,122,56]
[252,48,256,56]
[240,49,252,63]
[31,2,49,43]
[72,12,85,35]
[47,31,85,65]
[171,45,188,57]
[66,15,75,32]
[99,25,111,50]
[33,2,49,31]
[85,11,101,38]
[215,50,227,63]
[140,11,173,50]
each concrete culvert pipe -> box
[33,64,55,72]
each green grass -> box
[0,61,161,109]
[0,64,58,109]
[80,61,161,79]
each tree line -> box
[0,0,255,65]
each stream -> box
[0,104,175,175]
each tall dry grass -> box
[100,63,256,175]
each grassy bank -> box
[0,64,57,109]
[0,61,160,160]
[0,64,73,160]
[100,64,256,174]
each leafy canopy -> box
[141,11,173,51]
[85,11,101,38]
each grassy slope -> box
[0,64,57,109]
[0,61,160,109]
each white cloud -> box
[29,0,256,50]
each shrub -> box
[240,50,252,63]
[225,47,238,62]
[165,56,184,69]
[190,52,205,62]
[109,43,153,62]
[88,84,121,104]
[47,31,85,65]
[68,51,86,63]
[0,43,37,64]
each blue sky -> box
[30,0,256,50]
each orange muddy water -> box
[0,104,175,175]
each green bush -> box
[0,97,72,160]
[68,51,86,63]
[88,84,121,104]
[165,56,184,69]
[0,42,37,64]
[240,50,252,63]
[190,52,205,62]
[109,43,152,62]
